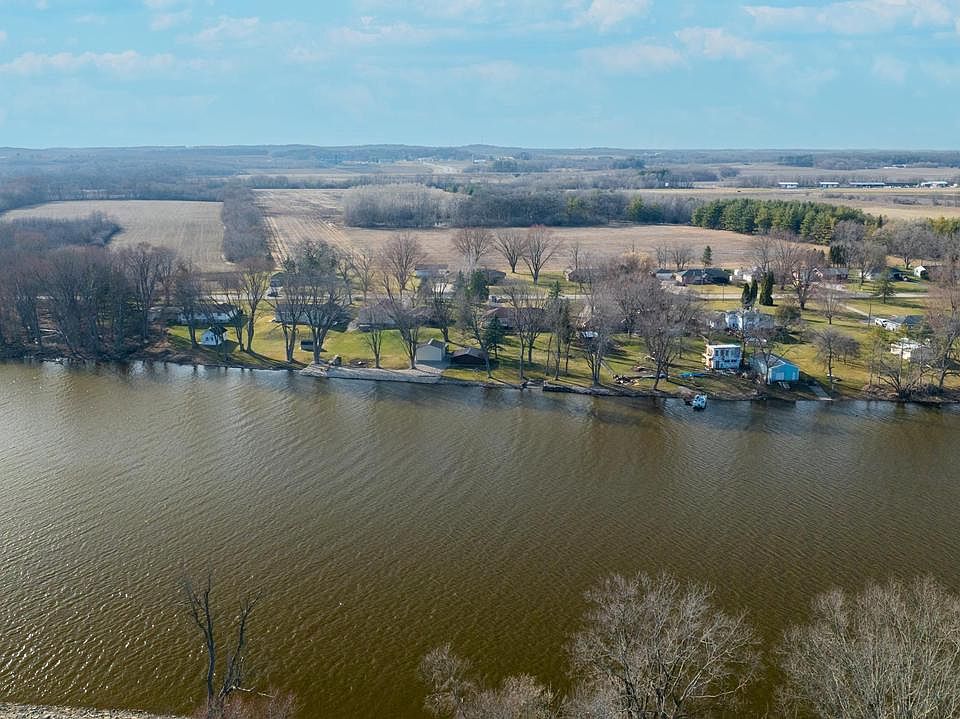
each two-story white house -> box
[704,343,742,370]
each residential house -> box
[709,310,774,333]
[654,268,675,281]
[565,267,600,284]
[200,327,225,347]
[415,338,447,363]
[863,267,905,282]
[879,315,924,333]
[914,265,931,280]
[814,267,849,283]
[477,268,507,284]
[751,353,800,384]
[704,344,742,370]
[675,268,731,285]
[414,264,449,280]
[890,338,929,362]
[178,304,240,326]
[356,302,398,331]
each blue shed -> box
[751,353,800,384]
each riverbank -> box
[8,345,960,405]
[0,705,179,719]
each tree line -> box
[222,186,271,262]
[421,571,960,719]
[0,212,120,251]
[343,184,700,229]
[691,198,870,244]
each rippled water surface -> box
[2,361,960,717]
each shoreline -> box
[0,704,180,719]
[8,348,960,406]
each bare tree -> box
[422,277,454,343]
[925,281,960,393]
[456,284,495,378]
[420,644,556,719]
[379,232,425,297]
[773,234,802,290]
[881,220,937,269]
[122,243,175,343]
[779,577,960,719]
[787,248,824,311]
[218,272,248,352]
[381,272,428,369]
[175,260,206,348]
[359,300,389,369]
[348,249,377,304]
[654,244,671,270]
[814,283,844,325]
[493,230,525,274]
[670,243,693,272]
[636,278,698,390]
[878,338,927,398]
[237,259,273,355]
[451,227,493,268]
[182,573,260,719]
[502,282,547,380]
[748,234,775,275]
[580,281,619,386]
[523,225,561,285]
[296,239,349,365]
[570,572,759,719]
[812,328,859,391]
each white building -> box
[704,343,742,370]
[415,338,446,363]
[200,327,225,347]
[778,181,799,190]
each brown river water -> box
[1,360,959,717]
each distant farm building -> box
[819,181,840,188]
[778,182,800,190]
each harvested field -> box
[255,189,756,270]
[4,200,228,271]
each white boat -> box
[691,394,707,410]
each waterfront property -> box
[450,347,488,366]
[703,343,742,370]
[752,353,800,384]
[675,268,731,285]
[177,304,240,326]
[199,327,225,347]
[415,338,446,363]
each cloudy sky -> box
[0,0,958,149]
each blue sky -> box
[0,0,958,149]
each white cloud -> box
[581,41,683,72]
[580,0,652,31]
[151,10,191,31]
[189,16,260,47]
[744,0,960,35]
[74,14,107,25]
[0,50,176,76]
[143,0,184,8]
[453,59,523,83]
[921,59,960,84]
[0,30,7,43]
[676,26,767,59]
[327,21,458,46]
[872,54,908,83]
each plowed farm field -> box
[255,189,757,269]
[5,200,228,271]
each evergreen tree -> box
[467,270,489,301]
[741,282,752,308]
[483,316,505,359]
[749,277,759,305]
[760,272,775,306]
[702,245,713,267]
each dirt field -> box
[5,200,228,271]
[255,189,757,270]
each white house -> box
[200,327,225,347]
[415,338,446,363]
[704,343,742,370]
[914,265,929,279]
[890,338,928,361]
[711,310,775,333]
[178,304,240,326]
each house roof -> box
[419,338,446,350]
[452,347,487,359]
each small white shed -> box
[415,338,446,363]
[200,327,225,347]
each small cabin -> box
[751,353,800,384]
